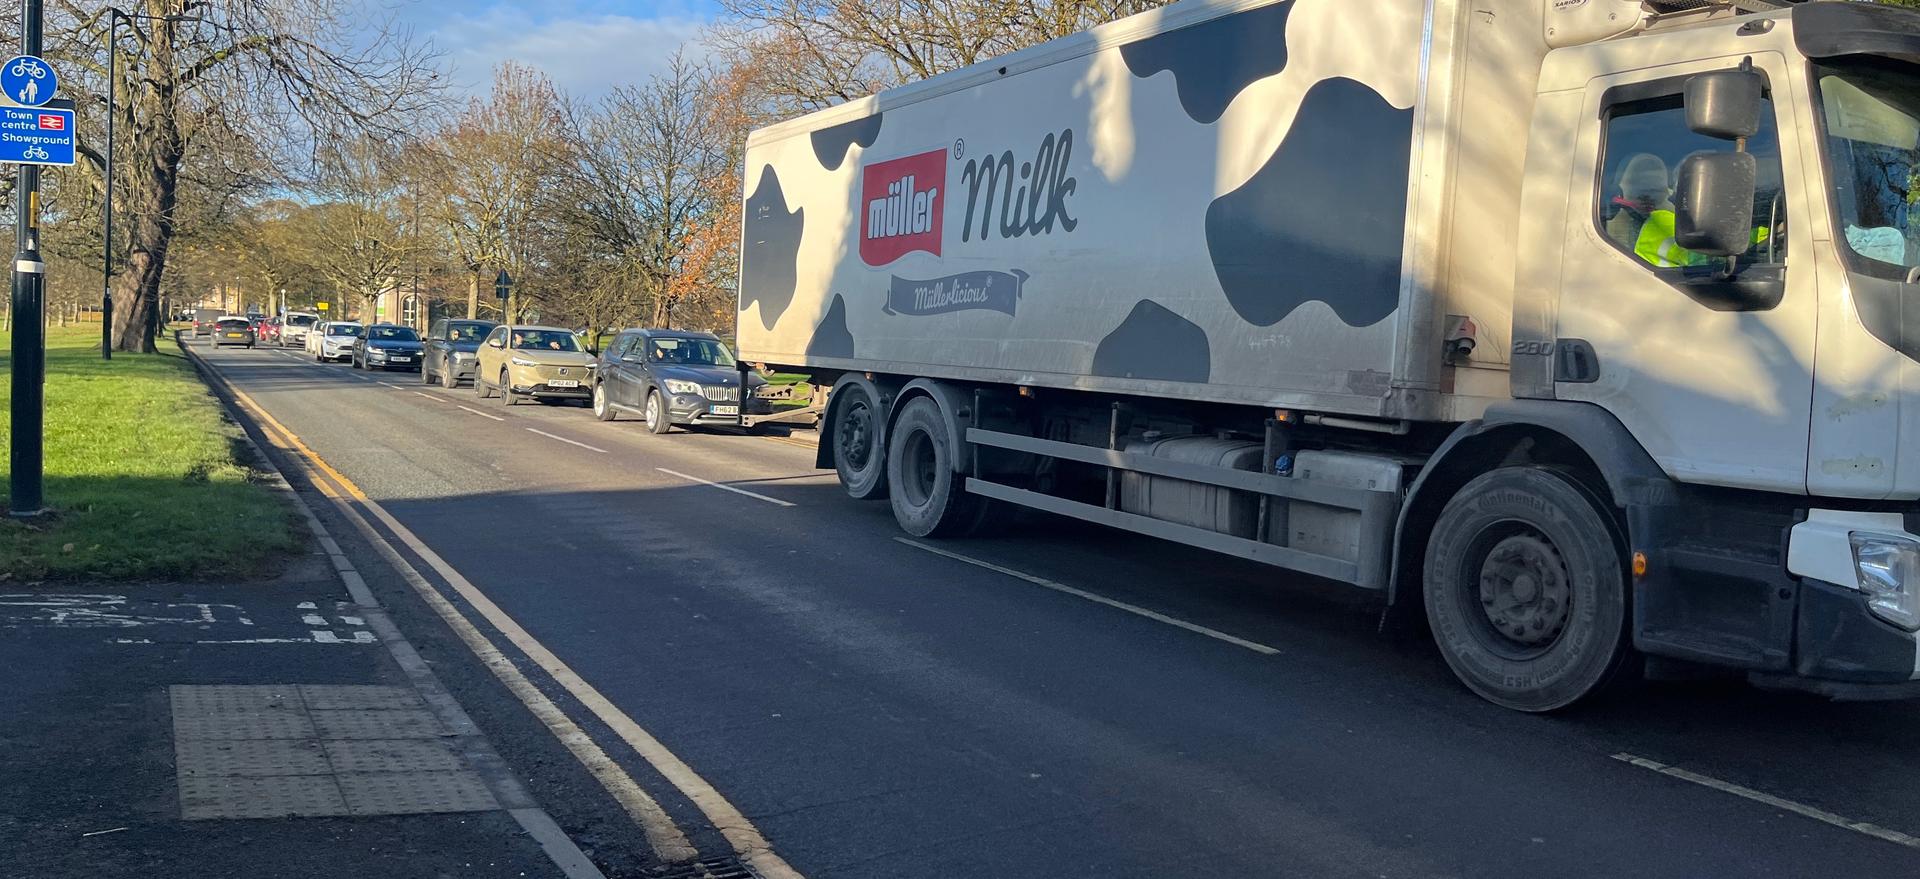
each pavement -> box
[18,332,1920,878]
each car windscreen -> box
[285,315,317,328]
[447,322,494,342]
[647,337,736,367]
[368,326,418,342]
[327,324,363,337]
[509,330,581,352]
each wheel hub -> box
[1477,534,1571,648]
[839,404,872,467]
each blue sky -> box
[387,0,723,98]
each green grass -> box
[0,325,299,581]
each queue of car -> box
[210,313,775,435]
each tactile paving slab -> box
[321,739,465,774]
[176,738,331,777]
[179,775,347,820]
[170,684,492,820]
[298,684,423,711]
[309,707,444,740]
[337,771,499,816]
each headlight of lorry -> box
[1851,533,1920,631]
[511,357,537,367]
[663,379,700,395]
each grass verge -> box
[0,325,298,580]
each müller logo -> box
[860,148,946,266]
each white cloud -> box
[425,6,712,98]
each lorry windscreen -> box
[1814,57,1920,281]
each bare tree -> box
[417,63,567,322]
[49,0,439,352]
[309,137,418,320]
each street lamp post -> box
[100,7,198,359]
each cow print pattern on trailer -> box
[805,295,856,359]
[741,165,805,331]
[1118,0,1295,124]
[1091,300,1210,383]
[810,114,884,171]
[1205,77,1412,328]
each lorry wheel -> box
[885,397,989,538]
[831,384,887,500]
[1423,466,1632,713]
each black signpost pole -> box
[8,0,46,518]
[100,9,118,361]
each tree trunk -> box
[110,139,183,354]
[466,272,478,319]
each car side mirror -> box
[621,354,642,364]
[487,339,504,348]
[1673,152,1757,258]
[1684,64,1764,140]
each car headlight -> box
[1851,533,1920,631]
[452,351,474,361]
[663,379,700,395]
[511,357,537,367]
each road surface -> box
[194,337,1920,879]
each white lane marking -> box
[894,538,1282,656]
[527,428,608,454]
[457,405,507,422]
[311,630,341,644]
[336,477,801,877]
[340,615,366,626]
[296,601,317,609]
[1612,753,1920,849]
[80,827,128,837]
[412,391,449,403]
[379,382,406,390]
[654,468,796,508]
[301,614,329,626]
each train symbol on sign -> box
[0,55,57,107]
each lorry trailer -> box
[735,0,1920,711]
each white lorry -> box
[735,0,1920,711]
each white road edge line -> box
[527,428,608,454]
[1611,753,1920,849]
[895,537,1282,656]
[457,404,508,422]
[654,468,796,508]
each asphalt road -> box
[195,337,1920,879]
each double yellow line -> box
[199,353,805,879]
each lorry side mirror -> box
[1673,152,1757,258]
[1684,66,1764,140]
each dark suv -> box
[422,318,500,388]
[591,329,770,433]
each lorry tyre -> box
[886,397,989,538]
[831,383,887,500]
[1423,466,1631,713]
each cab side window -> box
[429,320,446,341]
[1598,89,1787,268]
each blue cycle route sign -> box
[0,98,74,166]
[0,55,57,107]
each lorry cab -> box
[1510,2,1920,687]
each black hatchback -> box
[351,324,424,371]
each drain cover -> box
[645,857,761,879]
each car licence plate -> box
[710,404,739,416]
[547,379,579,388]
[389,356,412,362]
[226,332,245,338]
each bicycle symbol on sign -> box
[22,145,48,161]
[8,59,44,80]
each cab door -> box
[1552,51,1817,494]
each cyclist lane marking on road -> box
[654,468,797,508]
[205,362,806,879]
[1611,753,1920,850]
[895,538,1282,656]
